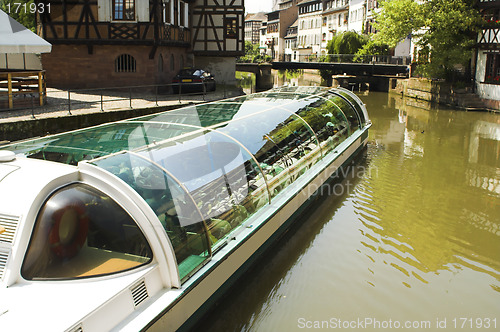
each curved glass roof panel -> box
[215,110,299,198]
[134,102,248,128]
[326,93,360,131]
[2,121,199,165]
[132,129,270,249]
[334,89,366,125]
[287,96,350,155]
[91,151,211,280]
[262,110,321,183]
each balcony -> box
[41,22,190,47]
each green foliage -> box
[1,0,36,32]
[244,40,257,55]
[326,31,368,55]
[353,38,390,63]
[237,41,271,63]
[277,69,303,80]
[372,0,424,48]
[318,55,329,62]
[373,0,482,81]
[252,54,272,63]
[355,39,390,56]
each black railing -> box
[283,54,412,65]
[0,81,230,114]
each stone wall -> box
[389,78,494,110]
[194,56,237,85]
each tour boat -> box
[0,86,370,331]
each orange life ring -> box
[49,200,89,258]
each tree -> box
[373,0,482,81]
[238,41,271,63]
[1,0,36,32]
[354,39,391,62]
[326,31,368,55]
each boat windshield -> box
[22,183,153,280]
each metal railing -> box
[283,54,412,65]
[0,81,230,117]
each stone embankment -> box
[389,78,497,111]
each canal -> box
[195,71,500,331]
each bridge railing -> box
[287,54,412,65]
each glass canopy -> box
[4,86,368,281]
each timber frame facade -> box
[34,0,244,88]
[35,0,191,58]
[475,0,500,108]
[191,0,245,57]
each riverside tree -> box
[238,41,271,63]
[373,0,481,81]
[326,31,368,56]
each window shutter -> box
[184,2,188,27]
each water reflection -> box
[196,89,500,331]
[236,69,325,93]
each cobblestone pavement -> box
[0,85,244,124]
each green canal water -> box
[197,72,500,331]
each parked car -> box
[171,68,216,94]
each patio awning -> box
[0,9,51,53]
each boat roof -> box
[0,86,368,167]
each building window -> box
[113,0,135,21]
[225,17,238,38]
[115,54,136,73]
[180,1,185,26]
[180,54,184,69]
[171,54,175,70]
[163,0,172,24]
[485,53,500,83]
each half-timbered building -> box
[245,12,267,45]
[191,0,244,84]
[475,0,500,109]
[35,0,192,89]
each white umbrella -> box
[0,9,51,54]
